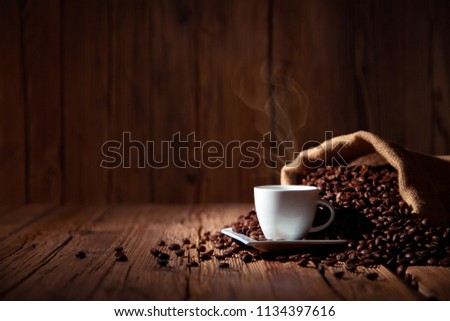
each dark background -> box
[0,0,449,204]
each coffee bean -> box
[276,256,288,263]
[298,259,308,267]
[215,254,226,260]
[396,265,407,278]
[197,245,206,252]
[439,257,450,267]
[116,253,128,262]
[366,272,378,280]
[361,259,376,267]
[175,249,184,257]
[427,258,438,265]
[218,262,230,269]
[75,251,86,259]
[346,263,357,272]
[182,238,190,245]
[410,278,419,290]
[289,254,301,261]
[151,248,161,257]
[158,252,170,260]
[336,253,347,261]
[200,253,212,261]
[168,244,181,251]
[114,246,123,253]
[223,249,235,257]
[157,240,166,246]
[187,261,199,267]
[333,271,344,279]
[323,260,336,266]
[157,258,168,266]
[214,243,224,249]
[317,264,325,275]
[241,254,253,263]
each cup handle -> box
[309,200,336,233]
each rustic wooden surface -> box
[0,204,449,300]
[0,0,449,204]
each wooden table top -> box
[0,204,449,300]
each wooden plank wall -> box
[0,0,449,204]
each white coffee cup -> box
[254,185,335,240]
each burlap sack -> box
[281,131,450,226]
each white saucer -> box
[221,228,348,252]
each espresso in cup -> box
[254,185,335,240]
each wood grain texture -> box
[62,0,109,202]
[0,0,449,204]
[0,0,25,203]
[0,204,54,242]
[108,0,152,202]
[0,206,109,298]
[22,0,62,202]
[325,263,422,300]
[430,0,450,154]
[407,266,450,300]
[188,204,340,300]
[196,0,272,202]
[272,0,359,147]
[3,205,448,300]
[149,0,200,203]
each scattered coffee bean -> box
[333,271,344,279]
[241,253,253,263]
[366,272,378,280]
[187,261,199,267]
[219,262,230,269]
[75,251,86,259]
[151,248,161,257]
[396,265,407,278]
[116,253,128,262]
[158,252,170,260]
[175,249,184,257]
[298,259,308,267]
[157,240,166,246]
[223,248,235,257]
[157,258,168,266]
[275,256,288,263]
[168,243,180,251]
[199,253,211,261]
[439,258,450,267]
[346,264,357,272]
[317,264,325,275]
[182,238,190,245]
[323,260,337,267]
[289,254,301,261]
[215,254,226,260]
[197,245,206,252]
[114,246,123,253]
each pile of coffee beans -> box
[298,165,450,269]
[152,165,449,286]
